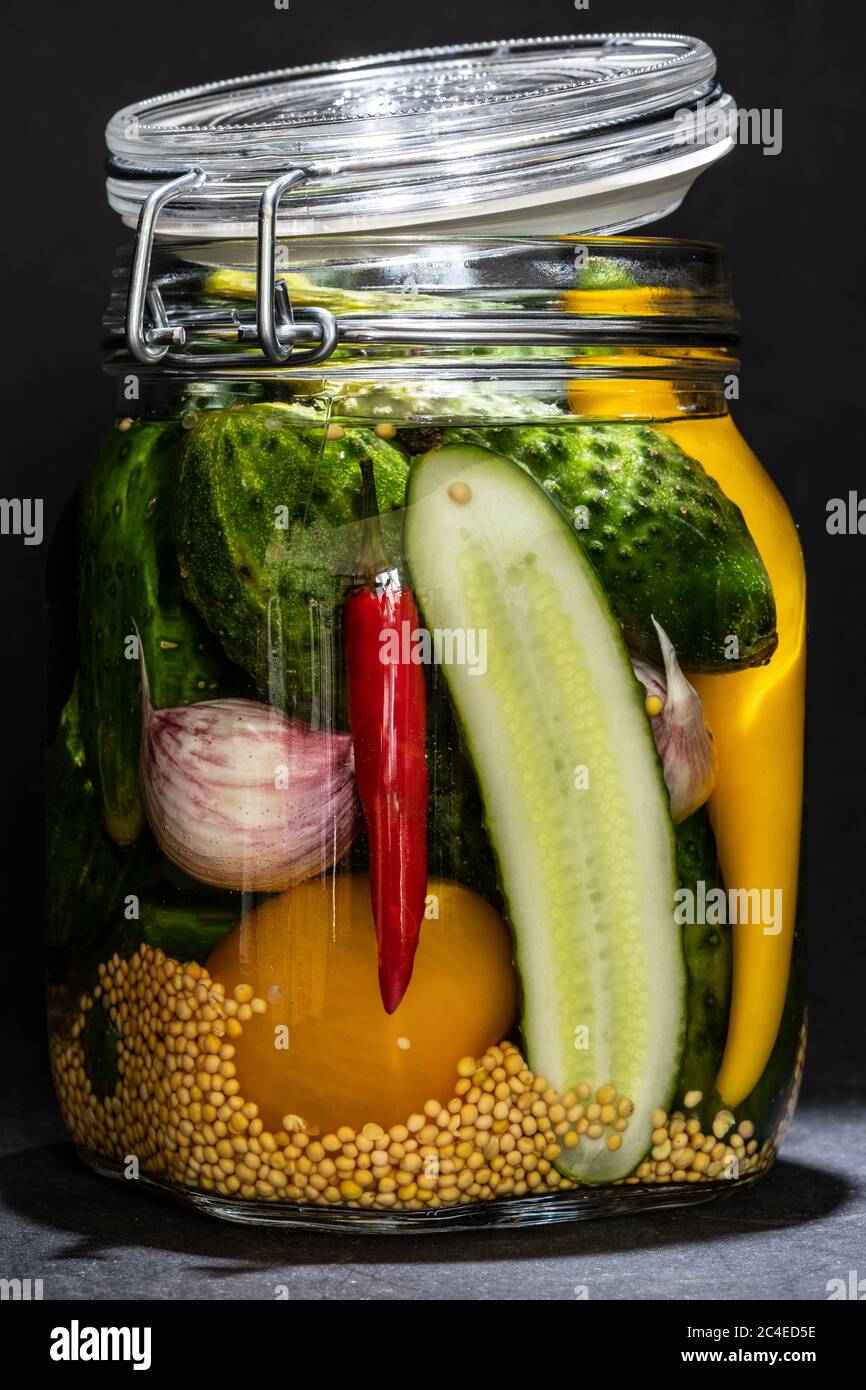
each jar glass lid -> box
[106,33,736,238]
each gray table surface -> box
[2,1086,863,1301]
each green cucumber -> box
[79,420,235,844]
[173,404,409,720]
[96,900,239,969]
[48,683,237,966]
[136,901,238,964]
[426,670,501,906]
[405,443,685,1183]
[81,998,121,1099]
[47,680,156,958]
[674,810,732,1118]
[443,423,777,672]
[574,258,638,290]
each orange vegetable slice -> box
[206,874,517,1134]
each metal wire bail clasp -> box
[125,167,206,363]
[256,169,338,364]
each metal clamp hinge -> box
[125,165,340,367]
[252,169,338,364]
[126,168,206,364]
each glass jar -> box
[46,39,805,1231]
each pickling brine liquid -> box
[47,394,805,1227]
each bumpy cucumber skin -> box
[674,810,732,1120]
[173,405,408,720]
[443,423,777,673]
[79,420,232,844]
[48,681,155,959]
[406,443,685,1184]
[175,404,494,889]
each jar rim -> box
[105,34,735,238]
[107,233,740,375]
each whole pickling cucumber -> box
[176,404,499,890]
[444,422,777,672]
[47,680,156,957]
[173,404,409,720]
[79,419,234,844]
[674,808,733,1120]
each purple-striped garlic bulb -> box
[139,665,360,891]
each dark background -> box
[1,0,861,1131]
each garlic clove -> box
[139,652,361,891]
[632,617,718,824]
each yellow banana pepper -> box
[663,415,805,1107]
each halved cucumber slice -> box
[405,444,685,1182]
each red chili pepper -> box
[345,462,428,1014]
